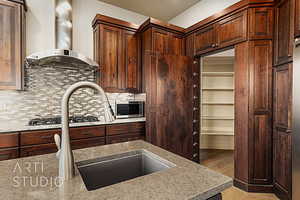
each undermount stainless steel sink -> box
[76,149,176,191]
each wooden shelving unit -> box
[200,56,235,149]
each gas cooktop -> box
[28,115,99,126]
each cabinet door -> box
[99,25,122,92]
[216,10,247,48]
[249,41,273,185]
[107,122,145,136]
[273,63,292,200]
[249,7,273,40]
[273,130,292,200]
[0,0,23,90]
[168,33,184,56]
[122,30,140,93]
[185,34,195,57]
[194,25,216,55]
[295,0,300,38]
[152,28,169,54]
[274,0,293,66]
[20,143,57,157]
[0,148,19,161]
[147,55,194,160]
[71,137,105,150]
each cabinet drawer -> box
[0,132,19,148]
[21,129,61,146]
[0,148,19,161]
[107,122,145,136]
[107,134,145,144]
[20,143,57,157]
[70,126,105,140]
[71,137,105,150]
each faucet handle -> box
[54,134,61,159]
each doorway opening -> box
[199,48,235,178]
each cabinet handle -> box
[193,96,198,100]
[193,61,198,64]
[211,44,216,48]
[193,120,198,123]
[193,107,198,111]
[193,131,198,136]
[193,84,197,88]
[193,143,198,147]
[193,153,198,158]
[193,72,199,76]
[215,43,219,47]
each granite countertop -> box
[0,140,232,200]
[0,117,146,133]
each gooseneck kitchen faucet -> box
[54,81,115,181]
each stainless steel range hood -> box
[26,0,98,70]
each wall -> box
[169,0,241,28]
[26,0,147,57]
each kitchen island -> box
[0,140,232,200]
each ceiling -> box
[97,0,201,21]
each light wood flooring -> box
[200,149,279,200]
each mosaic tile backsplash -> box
[0,65,145,125]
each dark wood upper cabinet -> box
[191,10,247,56]
[185,34,195,57]
[122,30,140,93]
[139,18,185,56]
[194,25,216,55]
[93,14,141,93]
[168,33,185,55]
[249,7,274,40]
[274,0,294,66]
[152,28,169,54]
[215,10,247,48]
[0,0,26,90]
[295,0,300,38]
[99,25,122,92]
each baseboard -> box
[273,183,291,200]
[234,179,274,193]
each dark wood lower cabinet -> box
[17,122,146,158]
[20,143,57,157]
[71,137,105,150]
[0,148,19,161]
[273,130,292,200]
[20,137,106,157]
[107,134,145,144]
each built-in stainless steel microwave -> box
[115,101,144,119]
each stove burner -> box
[28,115,99,126]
